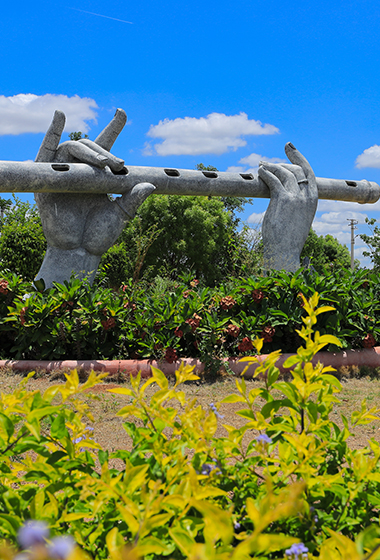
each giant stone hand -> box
[259,143,318,272]
[34,109,155,287]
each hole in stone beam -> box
[112,167,129,176]
[240,173,253,180]
[164,169,180,177]
[346,181,357,187]
[51,164,70,172]
[202,171,218,178]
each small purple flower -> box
[200,463,213,475]
[18,520,49,549]
[209,403,224,419]
[199,462,222,476]
[234,522,241,530]
[74,427,94,445]
[256,433,272,445]
[285,542,309,559]
[48,536,76,559]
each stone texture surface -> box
[0,160,378,203]
[33,109,154,288]
[259,143,318,272]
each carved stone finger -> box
[259,162,298,194]
[78,139,125,172]
[94,108,127,151]
[35,110,66,163]
[284,142,316,185]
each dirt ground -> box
[1,367,380,455]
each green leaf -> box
[169,528,195,555]
[51,413,69,439]
[221,394,246,403]
[0,413,14,439]
[0,513,20,536]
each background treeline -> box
[0,193,355,286]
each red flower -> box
[20,306,27,326]
[174,327,184,338]
[186,314,201,332]
[261,326,275,343]
[124,301,136,311]
[183,290,192,299]
[190,279,199,287]
[154,342,163,351]
[165,347,178,363]
[362,333,376,348]
[238,337,253,352]
[101,317,116,331]
[362,281,370,289]
[0,279,9,295]
[225,324,240,338]
[297,293,305,308]
[220,296,236,310]
[252,289,264,303]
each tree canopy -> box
[100,193,250,286]
[301,228,353,273]
[0,195,46,280]
[359,217,380,270]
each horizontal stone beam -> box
[0,160,379,204]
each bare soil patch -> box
[1,367,380,454]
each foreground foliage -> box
[0,267,379,362]
[1,296,380,558]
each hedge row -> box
[0,267,379,363]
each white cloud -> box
[146,112,279,156]
[0,94,98,135]
[312,210,367,240]
[356,145,380,168]
[239,152,286,167]
[317,199,380,212]
[225,165,247,173]
[318,211,367,224]
[226,152,286,175]
[246,211,265,224]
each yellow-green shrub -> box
[1,295,380,559]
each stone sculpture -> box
[259,142,318,272]
[34,109,155,287]
[0,107,378,284]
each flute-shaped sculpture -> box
[0,159,378,204]
[2,108,376,286]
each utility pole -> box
[347,219,358,271]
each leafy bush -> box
[0,267,379,362]
[0,195,46,281]
[2,296,380,559]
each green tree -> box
[359,217,380,270]
[99,194,250,286]
[301,228,352,272]
[68,131,89,141]
[0,197,11,224]
[98,164,254,287]
[0,195,46,279]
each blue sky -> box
[1,0,380,265]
